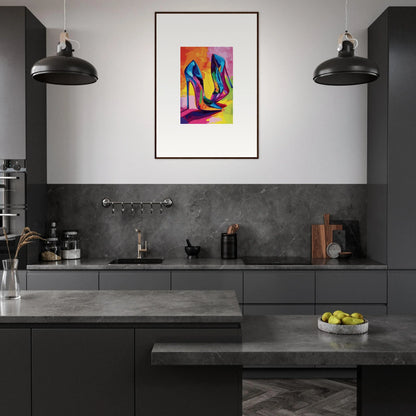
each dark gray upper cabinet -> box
[0,7,46,159]
[368,8,416,269]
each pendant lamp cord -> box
[63,0,67,32]
[337,0,358,51]
[59,0,81,52]
[345,0,348,32]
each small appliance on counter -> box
[61,230,81,260]
[221,224,239,260]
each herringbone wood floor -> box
[243,379,356,416]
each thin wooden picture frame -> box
[155,11,259,159]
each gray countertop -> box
[152,315,416,367]
[0,290,242,324]
[27,257,386,270]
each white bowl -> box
[317,317,369,335]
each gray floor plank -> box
[243,379,356,416]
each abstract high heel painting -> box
[181,47,233,124]
[155,12,258,158]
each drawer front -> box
[18,270,26,290]
[244,271,315,304]
[100,271,170,290]
[388,271,416,314]
[171,271,243,302]
[27,271,99,290]
[316,271,387,303]
[244,304,314,315]
[316,304,387,316]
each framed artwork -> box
[155,12,259,159]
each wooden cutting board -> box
[311,214,343,259]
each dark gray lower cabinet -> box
[27,271,99,290]
[244,271,315,314]
[100,271,170,290]
[316,304,387,315]
[32,329,134,416]
[244,304,314,315]
[135,327,241,416]
[0,329,30,416]
[388,271,416,314]
[244,271,315,303]
[316,271,387,304]
[171,271,243,302]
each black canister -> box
[221,233,237,259]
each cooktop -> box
[242,256,312,265]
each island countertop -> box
[0,290,242,324]
[152,315,416,367]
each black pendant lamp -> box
[31,0,98,85]
[313,0,379,86]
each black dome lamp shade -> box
[313,0,379,86]
[31,0,97,85]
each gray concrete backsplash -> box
[47,185,367,260]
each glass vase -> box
[1,259,20,300]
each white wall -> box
[2,0,416,184]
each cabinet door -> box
[388,271,416,314]
[244,271,315,304]
[27,271,99,290]
[135,327,241,416]
[32,329,134,416]
[0,7,26,158]
[316,271,387,303]
[244,304,314,315]
[171,271,243,302]
[0,329,31,416]
[100,271,170,290]
[316,304,387,315]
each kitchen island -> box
[0,290,242,416]
[153,315,416,416]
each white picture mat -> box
[156,13,258,158]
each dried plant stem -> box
[14,227,44,260]
[2,227,12,263]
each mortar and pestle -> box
[185,239,200,258]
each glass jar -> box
[40,238,61,261]
[61,231,81,260]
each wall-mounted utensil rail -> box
[102,197,173,215]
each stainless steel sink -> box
[109,258,164,264]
